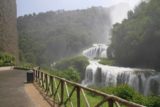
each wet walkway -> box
[0,69,50,107]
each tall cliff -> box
[0,0,19,61]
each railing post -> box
[77,86,81,107]
[33,70,36,82]
[40,72,42,85]
[42,72,44,88]
[50,76,54,96]
[108,99,114,107]
[35,70,38,82]
[45,74,48,92]
[33,70,35,81]
[38,71,40,84]
[60,80,64,105]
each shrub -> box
[90,85,160,106]
[48,67,80,82]
[91,85,136,100]
[145,96,160,107]
[55,56,89,72]
[15,62,34,70]
[112,85,136,100]
[0,52,15,66]
[54,56,89,80]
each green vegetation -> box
[39,72,160,107]
[14,62,34,70]
[41,54,160,107]
[44,77,108,107]
[17,7,111,66]
[15,0,160,106]
[45,68,80,82]
[99,58,115,65]
[0,52,15,66]
[46,56,89,82]
[55,56,89,73]
[109,0,160,69]
[91,85,160,107]
[145,96,160,107]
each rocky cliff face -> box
[0,0,19,61]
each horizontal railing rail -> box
[33,67,145,107]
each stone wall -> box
[0,0,19,62]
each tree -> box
[110,0,160,69]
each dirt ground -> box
[24,83,51,107]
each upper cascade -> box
[83,44,108,59]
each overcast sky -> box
[17,0,142,16]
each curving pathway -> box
[0,69,50,107]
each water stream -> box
[82,44,160,96]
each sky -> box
[17,0,142,16]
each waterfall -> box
[82,44,160,96]
[83,44,108,59]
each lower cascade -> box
[82,44,160,96]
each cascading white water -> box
[83,44,108,59]
[82,44,160,96]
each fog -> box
[17,0,142,17]
[109,0,149,24]
[17,0,147,65]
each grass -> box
[37,71,114,107]
[14,62,35,70]
[99,58,115,65]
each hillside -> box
[17,7,112,66]
[110,0,160,69]
[0,0,19,62]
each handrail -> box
[33,68,145,107]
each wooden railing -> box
[33,68,145,107]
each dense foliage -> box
[47,68,80,82]
[54,56,89,80]
[43,56,88,82]
[0,52,15,66]
[17,7,111,66]
[91,85,160,107]
[110,0,160,69]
